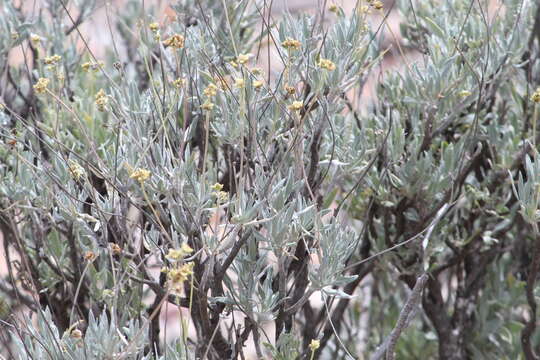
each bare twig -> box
[371,273,429,360]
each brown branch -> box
[521,227,540,360]
[371,273,428,360]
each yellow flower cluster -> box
[149,22,159,32]
[285,84,296,95]
[358,5,371,14]
[251,67,263,76]
[531,88,540,103]
[329,4,339,13]
[166,243,194,261]
[165,263,194,294]
[44,54,61,65]
[366,0,383,10]
[372,0,384,10]
[202,101,215,111]
[130,167,151,184]
[202,83,218,110]
[249,67,264,91]
[288,100,303,112]
[318,58,336,71]
[162,245,194,295]
[95,89,108,112]
[84,251,96,262]
[237,53,252,65]
[163,34,185,49]
[234,78,245,89]
[282,38,302,51]
[30,33,41,45]
[33,78,49,94]
[149,22,161,40]
[253,80,264,90]
[81,61,104,72]
[211,183,228,203]
[68,160,85,180]
[458,90,472,98]
[309,339,320,351]
[109,242,122,256]
[203,83,218,97]
[172,78,185,89]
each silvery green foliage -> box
[12,308,188,360]
[1,0,540,359]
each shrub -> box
[1,0,540,359]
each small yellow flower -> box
[251,67,263,76]
[149,22,159,32]
[359,5,371,14]
[82,61,104,73]
[284,85,296,95]
[201,101,215,111]
[203,83,219,97]
[109,243,122,256]
[309,339,320,351]
[95,89,106,99]
[163,34,185,49]
[531,88,540,103]
[458,90,472,98]
[30,33,41,45]
[68,160,85,180]
[11,31,19,40]
[166,243,193,261]
[166,249,185,261]
[372,0,384,10]
[95,89,108,112]
[288,101,303,112]
[253,80,264,90]
[329,4,339,13]
[181,243,193,255]
[282,38,302,51]
[33,78,49,94]
[211,183,224,191]
[166,262,195,294]
[130,168,151,183]
[237,53,252,65]
[84,251,96,262]
[234,78,245,88]
[318,58,336,71]
[214,191,228,203]
[44,54,62,65]
[229,60,239,68]
[172,78,186,89]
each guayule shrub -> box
[1,0,540,359]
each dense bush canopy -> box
[1,0,540,359]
